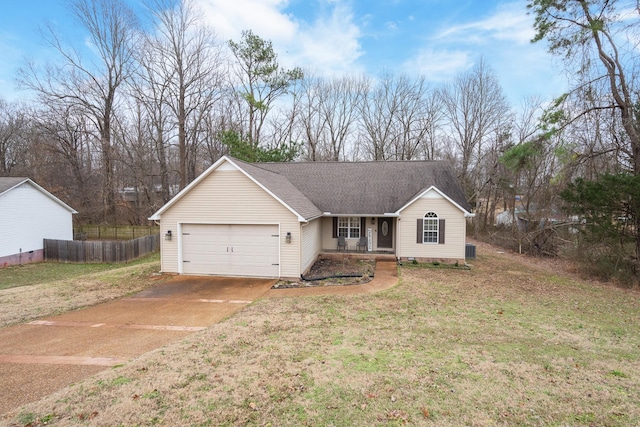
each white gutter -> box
[321,213,400,217]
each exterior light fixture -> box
[286,232,292,243]
[165,230,172,241]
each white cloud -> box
[402,49,472,81]
[196,0,298,43]
[400,1,565,104]
[291,3,364,75]
[385,21,398,31]
[435,2,535,45]
[196,0,363,75]
[403,1,539,83]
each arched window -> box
[423,212,439,243]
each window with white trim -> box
[338,217,360,238]
[423,212,439,243]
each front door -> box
[377,218,393,249]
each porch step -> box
[320,251,397,261]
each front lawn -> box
[4,247,640,426]
[0,253,162,327]
[0,252,160,291]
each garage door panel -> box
[181,224,279,277]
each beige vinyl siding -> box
[320,217,364,250]
[397,192,466,260]
[321,217,359,250]
[321,217,386,252]
[320,217,335,250]
[159,168,301,277]
[301,218,322,274]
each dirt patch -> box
[468,238,596,283]
[273,257,376,288]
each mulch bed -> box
[273,257,376,289]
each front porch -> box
[320,250,397,262]
[322,216,396,254]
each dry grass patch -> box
[3,248,640,426]
[0,254,163,327]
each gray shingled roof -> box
[232,158,471,219]
[0,177,28,195]
[0,177,77,213]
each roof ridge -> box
[230,157,285,174]
[226,155,448,166]
[258,159,447,165]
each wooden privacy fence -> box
[44,234,160,264]
[73,225,159,241]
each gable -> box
[0,181,75,257]
[397,186,473,217]
[161,167,297,222]
[0,178,77,214]
[149,157,317,222]
[0,177,28,194]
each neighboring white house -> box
[0,177,77,267]
[149,156,474,279]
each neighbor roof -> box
[0,177,78,213]
[233,157,472,216]
[0,177,28,195]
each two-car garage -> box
[180,224,280,277]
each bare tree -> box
[18,0,138,222]
[143,0,224,189]
[358,73,439,161]
[297,75,327,161]
[440,59,510,199]
[358,72,402,160]
[268,86,303,156]
[392,75,439,160]
[322,75,368,161]
[112,98,162,224]
[0,99,30,176]
[32,104,100,221]
[298,74,367,161]
[130,40,174,203]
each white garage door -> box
[181,224,280,277]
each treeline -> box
[1,0,639,280]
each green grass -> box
[0,252,159,290]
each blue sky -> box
[0,0,565,107]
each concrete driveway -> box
[0,276,275,415]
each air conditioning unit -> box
[465,244,476,259]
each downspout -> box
[394,218,399,260]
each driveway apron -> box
[0,276,275,415]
